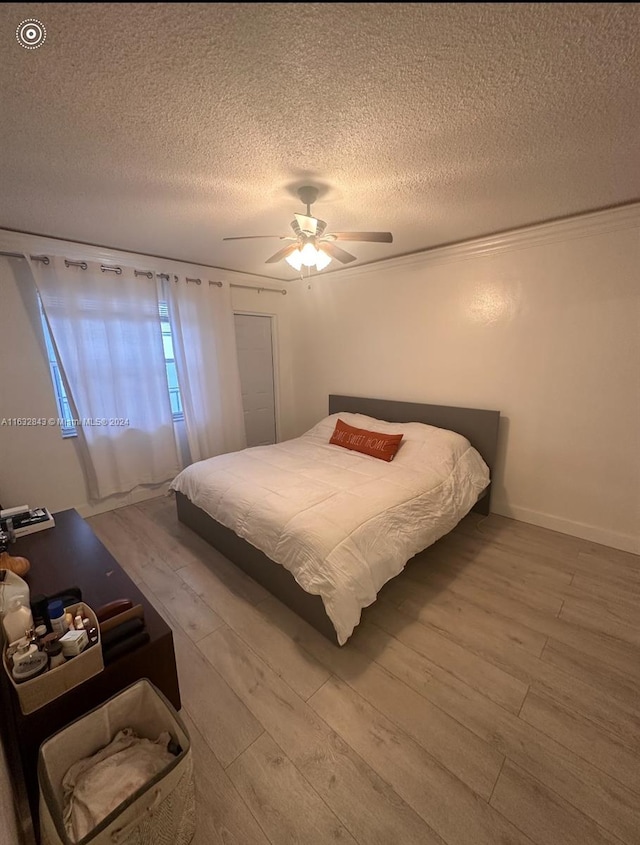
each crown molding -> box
[304,201,640,282]
[2,202,638,284]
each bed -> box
[172,395,500,644]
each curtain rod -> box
[1,252,288,295]
[0,251,50,263]
[0,225,285,282]
[225,282,287,295]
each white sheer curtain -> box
[32,257,181,500]
[166,278,246,463]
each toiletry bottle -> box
[0,571,30,620]
[30,594,51,632]
[12,650,48,682]
[26,627,39,650]
[44,639,65,669]
[12,640,38,665]
[7,637,29,668]
[2,596,34,643]
[48,600,69,636]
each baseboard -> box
[494,504,640,555]
[75,482,172,519]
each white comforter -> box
[170,413,490,644]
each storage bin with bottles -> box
[2,602,103,715]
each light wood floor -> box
[87,497,640,845]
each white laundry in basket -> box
[63,728,175,842]
[39,679,195,845]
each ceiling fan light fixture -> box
[315,248,332,271]
[285,243,332,273]
[300,240,319,267]
[285,249,303,271]
[225,185,392,270]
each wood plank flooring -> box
[87,497,640,845]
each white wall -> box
[2,207,638,553]
[290,205,640,553]
[0,232,295,518]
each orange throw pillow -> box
[329,419,404,462]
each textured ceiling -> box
[1,3,639,280]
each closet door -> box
[234,314,276,446]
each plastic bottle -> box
[48,600,69,636]
[2,596,34,643]
[30,593,51,632]
[0,571,30,620]
[12,650,48,682]
[12,641,38,665]
[44,639,65,669]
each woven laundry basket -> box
[38,679,195,845]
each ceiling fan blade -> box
[294,213,318,235]
[223,235,287,241]
[324,231,393,243]
[319,242,357,264]
[265,243,301,264]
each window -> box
[39,297,77,438]
[159,302,184,421]
[40,297,184,437]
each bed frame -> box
[176,395,500,644]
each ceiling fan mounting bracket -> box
[297,185,319,208]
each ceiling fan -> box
[223,186,393,272]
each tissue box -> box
[3,602,103,715]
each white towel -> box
[62,728,173,842]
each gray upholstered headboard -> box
[328,395,500,515]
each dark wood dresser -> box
[0,508,180,842]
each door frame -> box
[233,311,280,444]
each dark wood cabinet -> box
[0,509,180,841]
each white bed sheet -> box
[170,413,490,644]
